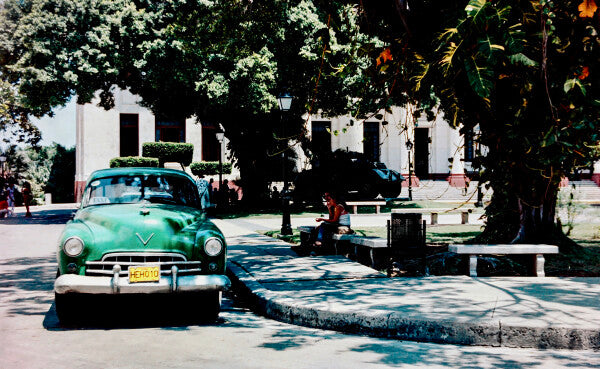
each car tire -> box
[189,291,221,322]
[54,293,79,325]
[381,187,401,199]
[360,183,377,200]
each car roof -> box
[87,167,195,183]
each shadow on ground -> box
[0,208,75,225]
[42,291,241,331]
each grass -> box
[353,224,483,244]
[263,222,600,277]
[219,200,484,219]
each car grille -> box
[85,252,202,276]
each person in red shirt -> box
[22,181,32,217]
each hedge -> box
[142,142,194,167]
[190,161,232,176]
[110,156,159,168]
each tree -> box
[2,0,381,205]
[0,1,41,146]
[354,0,600,248]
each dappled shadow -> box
[0,208,75,225]
[348,341,600,368]
[219,297,600,368]
[0,256,56,317]
[226,231,600,350]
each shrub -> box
[142,142,194,167]
[44,145,75,203]
[109,157,159,168]
[190,161,232,176]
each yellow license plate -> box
[129,265,160,283]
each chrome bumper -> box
[55,272,231,295]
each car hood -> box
[73,203,214,260]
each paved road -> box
[1,205,599,368]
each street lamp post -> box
[278,92,294,236]
[215,132,225,187]
[405,140,413,201]
[215,132,225,207]
[474,135,484,208]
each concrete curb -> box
[227,262,600,350]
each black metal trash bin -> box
[387,213,427,274]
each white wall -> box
[76,89,463,184]
[76,89,215,182]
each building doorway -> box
[311,121,331,165]
[414,128,429,178]
[363,121,380,163]
[201,123,220,161]
[120,114,139,157]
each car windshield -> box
[82,174,200,208]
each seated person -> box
[313,192,352,247]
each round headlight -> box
[63,237,84,257]
[204,237,223,257]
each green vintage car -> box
[54,167,230,322]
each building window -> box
[311,121,331,161]
[155,116,185,143]
[464,129,475,162]
[363,122,380,162]
[120,114,139,157]
[201,123,220,161]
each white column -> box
[447,127,468,187]
[593,161,600,186]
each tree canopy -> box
[354,0,600,246]
[0,1,40,146]
[1,0,382,203]
[2,0,599,245]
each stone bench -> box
[448,244,559,277]
[392,208,475,225]
[345,201,387,214]
[297,226,388,268]
[343,235,388,268]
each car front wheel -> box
[189,291,221,322]
[54,293,80,325]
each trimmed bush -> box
[142,142,194,167]
[110,157,159,168]
[190,161,232,176]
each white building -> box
[74,89,485,201]
[74,89,227,200]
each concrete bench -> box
[346,236,388,268]
[345,201,387,214]
[392,208,475,225]
[297,227,388,268]
[448,244,559,277]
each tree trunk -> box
[476,175,580,253]
[511,189,557,244]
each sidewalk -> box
[214,216,600,350]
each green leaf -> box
[563,78,587,96]
[465,0,487,17]
[464,57,493,98]
[507,53,538,67]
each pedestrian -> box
[22,181,32,217]
[229,186,238,207]
[0,186,8,218]
[271,186,280,201]
[219,179,230,208]
[5,180,16,217]
[208,178,215,204]
[196,174,211,210]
